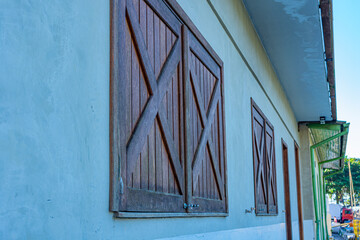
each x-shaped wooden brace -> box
[190,70,225,200]
[125,0,184,193]
[254,125,267,202]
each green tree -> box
[325,158,360,204]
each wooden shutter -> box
[266,122,277,214]
[112,0,185,213]
[184,29,227,213]
[251,99,277,215]
[110,0,227,215]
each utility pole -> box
[348,160,355,209]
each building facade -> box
[0,0,347,239]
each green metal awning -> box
[308,121,350,240]
[309,122,350,170]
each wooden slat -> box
[110,0,127,211]
[183,25,192,212]
[155,120,162,192]
[148,124,156,191]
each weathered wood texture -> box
[251,99,277,215]
[110,0,227,215]
[282,140,292,240]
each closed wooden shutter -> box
[114,0,185,213]
[184,30,227,213]
[251,99,277,215]
[110,0,227,215]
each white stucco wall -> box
[0,0,311,239]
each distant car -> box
[341,208,354,223]
[341,226,355,240]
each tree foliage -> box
[325,157,360,204]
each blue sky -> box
[334,0,360,158]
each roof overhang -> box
[243,0,336,121]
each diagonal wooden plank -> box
[157,110,184,194]
[126,40,181,177]
[192,79,220,175]
[192,139,225,199]
[126,0,157,94]
[190,70,207,127]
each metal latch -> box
[183,203,199,209]
[245,207,255,213]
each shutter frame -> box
[251,98,278,216]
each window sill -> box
[113,212,229,219]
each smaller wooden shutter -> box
[251,99,277,215]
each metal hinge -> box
[183,203,199,209]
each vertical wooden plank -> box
[202,65,205,109]
[155,120,162,192]
[147,6,154,70]
[148,124,155,191]
[210,160,213,199]
[139,0,148,113]
[154,14,160,78]
[125,23,132,144]
[133,154,141,189]
[183,26,192,209]
[206,148,210,198]
[160,21,166,72]
[220,65,227,209]
[165,28,173,194]
[162,141,169,193]
[132,0,139,18]
[217,104,222,178]
[204,68,208,110]
[140,137,149,190]
[131,41,140,132]
[139,0,147,45]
